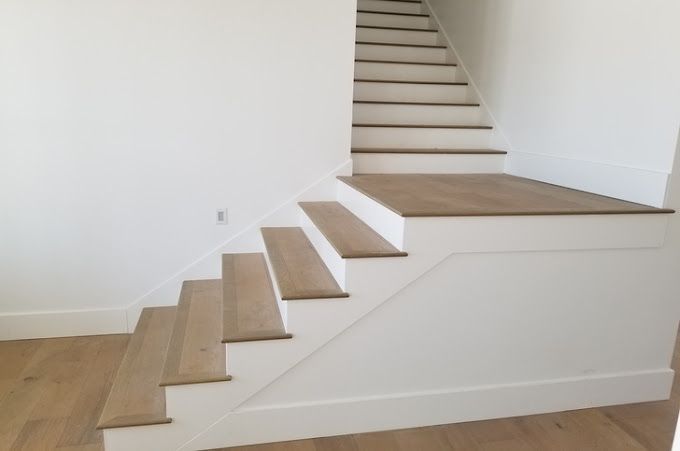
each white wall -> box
[427,0,680,207]
[0,0,356,335]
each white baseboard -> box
[0,308,128,341]
[183,368,673,450]
[506,150,670,208]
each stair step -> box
[352,148,507,154]
[356,27,438,46]
[337,174,676,217]
[354,79,465,85]
[354,81,468,103]
[159,280,231,386]
[356,41,446,49]
[261,227,349,300]
[354,100,478,106]
[222,253,293,343]
[353,102,482,125]
[299,202,407,258]
[352,125,492,149]
[355,61,457,83]
[353,124,493,129]
[97,307,174,429]
[358,0,423,14]
[356,25,435,32]
[355,42,446,63]
[357,11,430,29]
[355,59,455,66]
[357,9,428,17]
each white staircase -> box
[100,1,676,449]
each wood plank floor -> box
[337,174,675,217]
[0,330,678,450]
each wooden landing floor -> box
[0,331,678,450]
[338,174,675,217]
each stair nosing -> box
[353,100,480,107]
[354,78,466,85]
[353,123,493,129]
[361,0,423,4]
[356,41,446,49]
[356,25,436,32]
[351,148,508,155]
[357,9,429,17]
[355,59,457,67]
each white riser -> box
[352,153,506,174]
[353,81,469,103]
[356,11,431,29]
[351,127,493,148]
[354,61,456,81]
[299,209,346,290]
[356,27,437,46]
[353,103,482,125]
[355,43,446,63]
[358,0,423,14]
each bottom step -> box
[352,150,506,174]
[97,307,174,429]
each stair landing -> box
[338,174,674,217]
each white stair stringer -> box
[176,180,672,450]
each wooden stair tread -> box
[299,201,407,258]
[354,100,480,106]
[222,253,293,343]
[337,174,675,217]
[354,79,466,85]
[352,148,507,155]
[159,280,231,387]
[355,41,446,49]
[356,25,436,32]
[97,307,174,429]
[355,59,456,66]
[358,9,429,17]
[368,0,422,3]
[353,124,493,129]
[261,227,349,300]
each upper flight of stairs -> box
[351,0,505,174]
[98,0,675,449]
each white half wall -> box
[426,0,680,207]
[0,0,356,338]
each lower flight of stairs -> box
[97,0,675,449]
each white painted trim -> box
[505,150,670,208]
[183,368,673,449]
[0,308,127,341]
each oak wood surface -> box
[337,174,675,217]
[261,227,349,300]
[97,307,174,429]
[160,280,231,386]
[0,331,678,450]
[222,253,292,343]
[299,201,407,258]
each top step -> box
[97,307,174,429]
[337,174,675,217]
[159,280,231,387]
[261,227,349,300]
[299,201,407,258]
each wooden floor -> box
[0,332,678,451]
[338,174,675,217]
